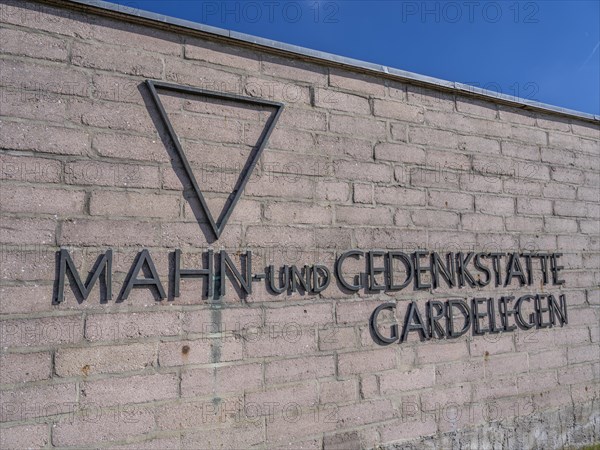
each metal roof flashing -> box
[35,0,600,124]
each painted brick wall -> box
[0,1,599,448]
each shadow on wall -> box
[139,82,279,244]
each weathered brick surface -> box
[0,185,86,215]
[0,351,52,384]
[0,382,76,421]
[72,41,163,78]
[0,120,90,155]
[80,373,178,407]
[54,342,157,377]
[0,1,598,448]
[52,407,155,447]
[0,423,49,448]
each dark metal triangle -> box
[146,79,284,239]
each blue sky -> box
[107,0,599,115]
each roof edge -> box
[36,0,600,124]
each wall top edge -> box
[31,0,600,124]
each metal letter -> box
[386,251,413,290]
[56,249,112,303]
[121,249,166,300]
[335,250,364,291]
[369,303,398,345]
[267,265,289,294]
[368,251,386,291]
[504,253,526,287]
[549,294,568,326]
[498,296,517,332]
[427,300,447,339]
[455,252,477,288]
[401,301,428,342]
[312,265,330,293]
[550,253,565,285]
[413,251,432,290]
[474,253,491,287]
[431,252,455,289]
[514,294,535,330]
[173,249,213,298]
[219,251,252,298]
[535,294,553,328]
[471,297,490,335]
[488,253,505,287]
[446,299,471,338]
[290,265,310,293]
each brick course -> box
[0,1,599,448]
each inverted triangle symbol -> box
[146,80,284,239]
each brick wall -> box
[1,1,599,448]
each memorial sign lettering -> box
[53,81,569,346]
